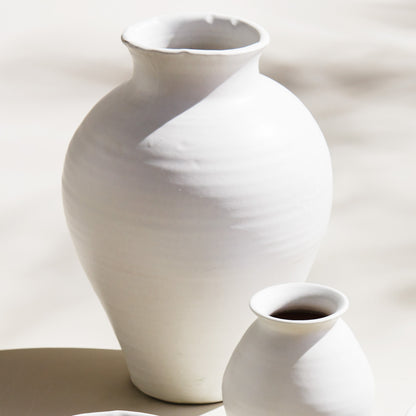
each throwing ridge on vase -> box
[62,14,332,403]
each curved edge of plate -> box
[73,411,157,416]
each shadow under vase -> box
[0,348,222,416]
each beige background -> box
[1,0,415,415]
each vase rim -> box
[250,282,349,326]
[121,13,269,56]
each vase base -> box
[129,376,223,405]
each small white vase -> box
[62,14,332,404]
[222,283,375,416]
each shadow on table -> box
[0,348,222,416]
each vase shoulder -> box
[67,71,328,160]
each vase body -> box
[62,14,332,403]
[223,283,375,416]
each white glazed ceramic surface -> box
[62,14,332,403]
[74,412,155,416]
[222,283,375,416]
[407,404,416,416]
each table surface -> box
[1,1,415,415]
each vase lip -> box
[250,282,349,326]
[121,13,269,56]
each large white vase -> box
[222,283,375,416]
[62,14,332,403]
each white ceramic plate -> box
[73,406,225,416]
[74,412,156,416]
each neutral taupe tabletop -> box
[0,349,225,416]
[1,1,415,415]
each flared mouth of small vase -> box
[122,13,269,55]
[250,283,349,325]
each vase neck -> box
[122,14,269,99]
[128,50,261,98]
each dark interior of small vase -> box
[251,284,348,323]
